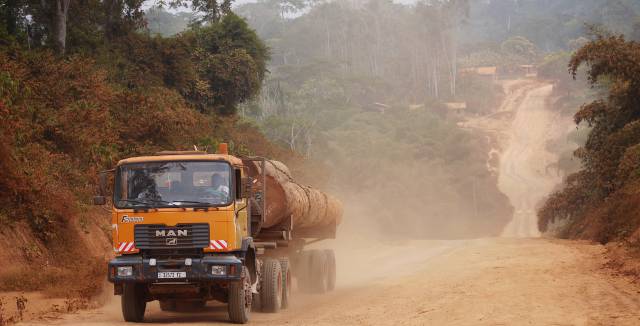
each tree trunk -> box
[53,0,70,55]
[5,0,18,36]
[432,57,439,99]
[104,0,118,40]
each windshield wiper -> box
[140,198,172,205]
[169,200,213,207]
[119,198,171,207]
[118,199,149,206]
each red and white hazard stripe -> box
[209,240,228,250]
[117,242,136,253]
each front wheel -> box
[279,258,292,309]
[261,259,283,313]
[121,283,147,322]
[228,266,252,324]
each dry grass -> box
[0,257,105,299]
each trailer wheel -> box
[261,259,283,313]
[324,249,336,291]
[228,266,252,324]
[310,250,329,294]
[279,258,292,309]
[296,251,314,292]
[121,283,146,322]
[159,300,176,312]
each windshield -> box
[114,161,232,208]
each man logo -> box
[166,238,178,246]
[155,230,188,237]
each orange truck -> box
[93,144,343,323]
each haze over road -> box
[17,81,640,325]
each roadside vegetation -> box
[539,34,640,246]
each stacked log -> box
[244,160,343,230]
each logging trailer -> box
[93,143,343,323]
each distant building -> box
[445,102,467,117]
[459,66,498,81]
[476,66,498,81]
[519,65,537,78]
[408,104,425,111]
[363,102,391,114]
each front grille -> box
[135,224,210,250]
[142,248,204,260]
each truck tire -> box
[296,251,313,293]
[251,292,262,312]
[261,259,283,313]
[159,300,176,312]
[228,266,251,324]
[121,283,146,322]
[191,300,207,310]
[310,250,328,294]
[279,258,292,309]
[324,249,336,291]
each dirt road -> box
[462,80,575,237]
[16,238,640,326]
[499,83,573,237]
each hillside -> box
[0,2,297,304]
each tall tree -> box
[3,0,19,36]
[104,0,145,40]
[167,0,234,24]
[52,0,70,54]
[539,34,640,235]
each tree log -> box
[244,160,343,230]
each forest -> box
[2,0,640,303]
[231,0,640,238]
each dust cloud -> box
[319,120,515,242]
[313,80,578,289]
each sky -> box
[143,0,419,12]
[142,0,260,12]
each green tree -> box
[539,34,640,240]
[184,13,269,115]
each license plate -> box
[157,272,186,279]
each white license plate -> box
[157,272,186,279]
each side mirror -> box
[95,169,114,205]
[98,171,108,196]
[93,196,106,206]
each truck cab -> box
[97,145,259,323]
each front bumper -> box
[108,254,242,283]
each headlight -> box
[117,266,133,277]
[211,265,227,276]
